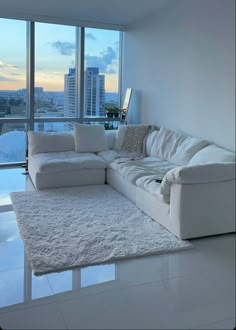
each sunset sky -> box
[0,18,120,92]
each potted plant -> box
[104,123,115,130]
[104,103,121,118]
[113,106,120,118]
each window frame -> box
[0,19,123,165]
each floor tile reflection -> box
[0,211,21,243]
[81,264,116,288]
[0,239,24,272]
[46,264,116,295]
[0,168,26,206]
[0,268,53,309]
[47,270,73,294]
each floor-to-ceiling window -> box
[0,18,122,164]
[35,23,76,120]
[84,28,120,118]
[0,19,27,163]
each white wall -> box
[123,0,235,151]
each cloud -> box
[0,60,19,69]
[8,64,19,69]
[85,33,96,40]
[50,41,75,56]
[0,76,15,81]
[85,47,117,74]
[39,72,57,77]
[10,73,21,76]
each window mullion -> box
[27,21,35,131]
[118,31,123,108]
[78,27,85,122]
[75,27,80,120]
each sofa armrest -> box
[169,180,235,238]
[160,162,236,196]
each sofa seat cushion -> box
[136,175,170,203]
[29,151,107,174]
[109,156,176,185]
[97,150,135,165]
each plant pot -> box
[106,112,113,118]
[113,113,120,118]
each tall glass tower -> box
[84,67,105,117]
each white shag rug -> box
[10,185,192,276]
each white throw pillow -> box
[189,145,236,165]
[28,131,74,156]
[150,127,208,165]
[74,124,108,153]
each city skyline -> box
[0,18,120,92]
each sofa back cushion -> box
[150,127,208,165]
[74,124,108,153]
[189,145,236,165]
[105,130,117,150]
[113,125,151,154]
[28,131,74,156]
[145,130,159,156]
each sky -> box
[0,18,120,92]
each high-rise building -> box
[64,67,76,119]
[64,67,106,127]
[84,67,105,117]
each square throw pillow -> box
[74,124,108,153]
[113,124,151,154]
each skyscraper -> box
[84,67,105,117]
[64,67,106,127]
[64,67,76,119]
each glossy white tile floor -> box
[0,168,235,329]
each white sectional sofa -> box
[28,125,236,239]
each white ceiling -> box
[0,0,171,29]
